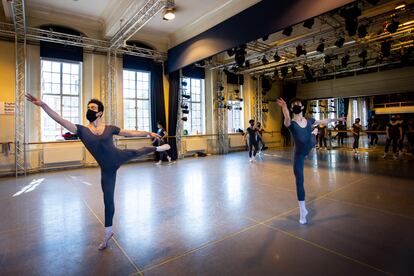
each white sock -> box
[298,201,308,224]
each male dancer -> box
[277,97,344,224]
[245,119,259,162]
[26,94,170,249]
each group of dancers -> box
[26,93,343,250]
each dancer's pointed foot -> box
[98,232,113,250]
[299,209,308,224]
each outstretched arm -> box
[26,93,77,133]
[276,98,291,127]
[315,117,346,126]
[118,129,161,139]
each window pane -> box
[41,60,81,141]
[62,63,71,74]
[123,70,151,131]
[52,62,60,73]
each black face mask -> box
[86,109,99,122]
[292,105,303,114]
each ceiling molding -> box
[1,0,12,21]
[27,5,104,38]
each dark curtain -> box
[167,71,180,160]
[150,62,166,132]
[343,98,349,117]
[182,65,205,79]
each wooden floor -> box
[0,148,413,275]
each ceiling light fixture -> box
[163,8,175,20]
[395,1,406,10]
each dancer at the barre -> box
[351,118,362,156]
[256,122,265,154]
[245,119,259,162]
[382,115,402,160]
[153,121,172,165]
[26,94,170,250]
[277,97,344,224]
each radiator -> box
[185,138,208,151]
[229,136,245,147]
[43,145,83,164]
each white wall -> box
[297,66,414,100]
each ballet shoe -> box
[98,232,114,250]
[156,144,171,152]
[299,209,308,225]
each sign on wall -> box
[0,102,15,115]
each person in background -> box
[407,118,414,154]
[397,115,405,154]
[334,120,346,147]
[317,123,327,149]
[351,118,362,156]
[153,121,172,165]
[383,115,403,160]
[244,119,259,162]
[256,122,265,154]
[368,117,379,148]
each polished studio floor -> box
[0,147,413,275]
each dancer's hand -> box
[149,132,161,139]
[276,98,287,108]
[26,93,45,107]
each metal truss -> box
[110,0,168,48]
[11,0,27,176]
[216,70,228,154]
[0,22,167,60]
[253,76,262,124]
[105,49,118,125]
[176,71,184,159]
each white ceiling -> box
[26,0,119,19]
[19,0,261,48]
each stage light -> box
[291,66,298,75]
[324,55,331,64]
[227,48,235,57]
[262,35,269,41]
[358,24,368,38]
[273,52,281,62]
[303,18,315,29]
[262,56,269,65]
[316,42,325,53]
[282,26,293,36]
[386,19,400,33]
[335,37,345,48]
[296,45,307,57]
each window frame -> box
[122,69,152,131]
[40,58,82,141]
[227,85,244,133]
[182,77,205,135]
